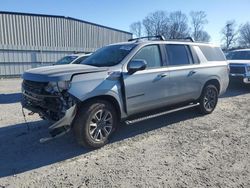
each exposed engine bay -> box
[22,80,76,122]
[22,79,78,142]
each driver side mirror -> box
[127,59,147,74]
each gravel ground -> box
[0,78,249,188]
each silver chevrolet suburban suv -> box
[22,36,229,148]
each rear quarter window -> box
[199,46,225,61]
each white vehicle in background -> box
[226,49,250,84]
[54,53,91,65]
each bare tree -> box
[130,21,142,38]
[130,10,209,41]
[221,20,238,50]
[239,22,250,47]
[190,11,210,41]
[197,30,210,42]
[168,11,190,39]
[142,11,169,37]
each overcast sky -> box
[1,0,250,45]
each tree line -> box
[221,20,250,51]
[130,10,250,51]
[130,11,210,42]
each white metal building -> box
[0,11,132,76]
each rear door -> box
[165,44,201,104]
[123,44,170,115]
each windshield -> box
[55,55,78,65]
[82,44,136,67]
[226,51,250,60]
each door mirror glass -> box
[127,59,147,74]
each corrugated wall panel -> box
[0,15,3,45]
[0,12,132,76]
[2,14,7,45]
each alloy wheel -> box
[88,109,113,142]
[204,87,217,111]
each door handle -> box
[188,70,196,77]
[158,73,168,78]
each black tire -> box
[198,84,218,114]
[73,100,118,149]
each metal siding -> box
[22,16,26,46]
[2,14,7,45]
[0,12,132,76]
[0,15,2,45]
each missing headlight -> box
[57,81,71,90]
[45,81,71,93]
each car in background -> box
[54,53,91,65]
[226,49,250,84]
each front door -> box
[123,45,170,115]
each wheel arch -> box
[198,79,220,114]
[204,79,220,93]
[78,95,122,121]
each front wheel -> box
[198,84,218,114]
[73,100,118,148]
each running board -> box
[125,103,200,125]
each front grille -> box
[22,80,48,95]
[22,80,48,107]
[22,80,62,113]
[229,66,246,74]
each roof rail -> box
[168,37,195,42]
[128,36,195,43]
[128,35,166,42]
[183,37,195,42]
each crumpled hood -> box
[22,64,108,82]
[228,60,250,65]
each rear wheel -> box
[73,100,118,148]
[198,84,218,114]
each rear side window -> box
[165,44,191,66]
[199,46,225,61]
[132,45,162,68]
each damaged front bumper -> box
[21,79,79,142]
[40,104,77,143]
[49,104,77,130]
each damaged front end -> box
[22,79,78,141]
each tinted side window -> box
[132,45,162,68]
[199,46,225,61]
[166,44,190,66]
